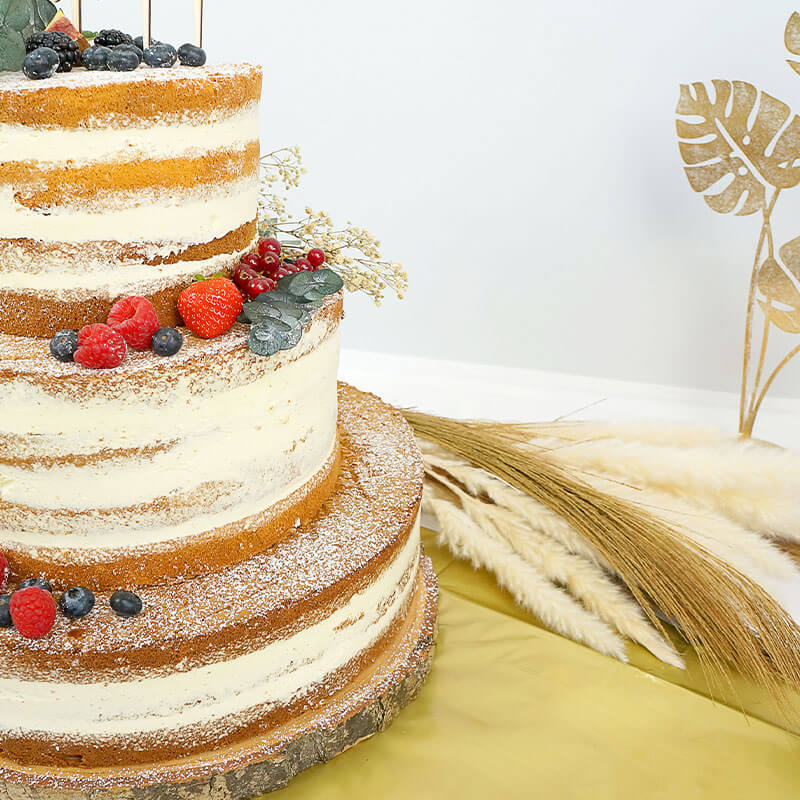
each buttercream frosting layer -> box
[0,294,343,589]
[0,385,426,769]
[0,63,263,338]
[0,64,262,128]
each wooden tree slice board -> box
[0,557,438,800]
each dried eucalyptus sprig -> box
[258,147,407,304]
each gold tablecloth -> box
[271,529,800,799]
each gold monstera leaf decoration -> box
[675,17,800,437]
[758,239,800,333]
[786,11,800,75]
[676,81,800,215]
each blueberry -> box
[49,329,78,362]
[133,36,161,50]
[143,43,177,68]
[82,45,112,71]
[58,587,95,619]
[18,577,53,593]
[22,47,60,80]
[107,48,140,72]
[151,327,183,357]
[113,43,143,63]
[0,595,11,628]
[177,43,206,67]
[110,590,142,618]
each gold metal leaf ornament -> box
[675,29,800,438]
[757,250,800,334]
[676,81,800,215]
[786,11,800,75]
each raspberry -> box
[107,296,160,350]
[0,552,8,592]
[74,324,127,369]
[9,587,56,639]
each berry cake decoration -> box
[0,3,435,798]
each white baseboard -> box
[340,349,800,449]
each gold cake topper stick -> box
[676,12,800,438]
[71,0,81,32]
[141,0,151,49]
[194,0,203,48]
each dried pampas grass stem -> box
[425,491,628,661]
[404,410,800,708]
[425,464,683,668]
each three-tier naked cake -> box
[0,63,436,797]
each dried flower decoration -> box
[258,147,407,305]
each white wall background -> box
[83,0,800,400]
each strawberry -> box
[10,587,56,639]
[107,296,160,350]
[74,324,127,369]
[177,277,243,339]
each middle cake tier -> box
[0,293,343,590]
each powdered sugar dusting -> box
[0,63,257,94]
[0,384,423,679]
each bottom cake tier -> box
[0,384,437,798]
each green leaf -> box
[261,298,311,325]
[0,23,25,70]
[276,268,343,303]
[249,318,300,357]
[0,0,31,32]
[30,0,55,30]
[242,302,283,324]
[82,30,96,40]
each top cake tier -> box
[0,64,262,338]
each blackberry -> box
[143,43,177,68]
[0,594,11,628]
[151,327,183,356]
[25,31,79,73]
[59,587,95,619]
[94,29,133,48]
[177,43,206,67]
[49,329,78,362]
[110,590,143,618]
[18,577,52,594]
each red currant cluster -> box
[232,239,327,300]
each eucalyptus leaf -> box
[0,24,25,71]
[31,0,56,30]
[242,301,283,324]
[253,288,295,304]
[0,0,31,32]
[248,318,302,357]
[277,268,343,302]
[261,298,311,325]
